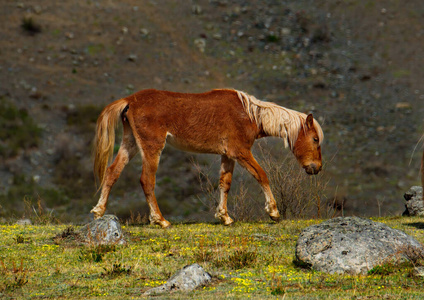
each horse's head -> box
[293,114,323,175]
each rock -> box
[395,102,412,111]
[194,38,206,53]
[143,264,212,295]
[65,32,74,39]
[413,266,424,277]
[140,28,149,37]
[16,219,32,225]
[192,5,202,15]
[295,216,423,275]
[78,215,126,245]
[403,186,424,216]
[127,54,137,62]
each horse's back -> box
[124,89,258,154]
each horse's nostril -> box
[304,163,321,175]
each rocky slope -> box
[1,0,423,222]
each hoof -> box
[223,219,234,226]
[215,212,234,226]
[159,220,172,229]
[269,214,280,223]
[90,207,104,219]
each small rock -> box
[395,102,412,110]
[192,5,202,15]
[116,37,124,45]
[65,32,74,39]
[33,5,42,14]
[143,264,212,295]
[212,33,222,40]
[251,233,275,241]
[32,175,40,183]
[127,54,137,62]
[403,186,424,216]
[413,267,424,277]
[194,38,206,53]
[78,215,126,245]
[140,28,149,36]
[281,27,291,36]
[16,219,32,225]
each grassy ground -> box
[2,217,424,299]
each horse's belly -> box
[165,132,226,154]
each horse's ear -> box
[306,114,314,129]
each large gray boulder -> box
[143,264,212,295]
[403,186,424,216]
[295,216,423,275]
[78,214,126,245]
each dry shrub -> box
[192,143,333,221]
[257,143,331,219]
[192,159,262,222]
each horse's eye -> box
[313,137,319,142]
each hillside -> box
[1,0,423,222]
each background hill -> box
[1,0,423,223]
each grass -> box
[1,217,424,299]
[0,97,42,158]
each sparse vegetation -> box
[78,244,116,263]
[0,174,66,222]
[0,97,42,158]
[258,144,332,219]
[0,259,28,293]
[1,217,424,298]
[193,146,332,222]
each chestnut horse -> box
[91,89,324,228]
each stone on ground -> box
[143,263,212,295]
[78,214,126,245]
[403,186,424,216]
[295,216,423,275]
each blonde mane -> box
[236,90,324,149]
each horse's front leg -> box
[236,151,280,222]
[215,155,235,225]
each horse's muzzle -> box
[304,163,321,175]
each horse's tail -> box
[93,98,129,189]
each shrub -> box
[0,259,28,292]
[192,142,331,221]
[79,244,116,263]
[0,97,42,158]
[101,263,132,278]
[257,143,331,219]
[21,16,41,35]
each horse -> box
[91,89,324,228]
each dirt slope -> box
[1,0,423,222]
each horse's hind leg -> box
[91,123,138,218]
[236,150,280,222]
[215,155,235,225]
[137,139,171,228]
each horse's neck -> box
[258,106,303,149]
